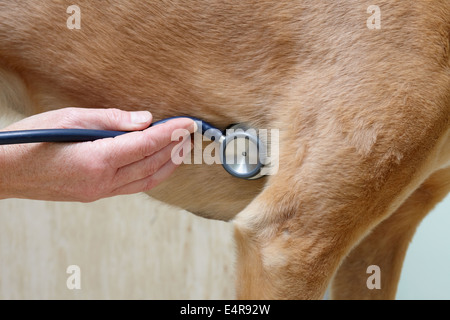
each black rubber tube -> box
[0,116,219,145]
[0,129,126,145]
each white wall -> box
[396,194,450,300]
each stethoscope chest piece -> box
[219,124,265,180]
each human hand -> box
[0,108,195,202]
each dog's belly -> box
[147,163,266,221]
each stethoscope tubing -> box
[0,128,126,145]
[0,116,216,145]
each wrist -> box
[0,144,18,199]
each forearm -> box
[0,144,19,199]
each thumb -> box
[78,108,153,131]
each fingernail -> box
[131,111,152,124]
[188,120,198,133]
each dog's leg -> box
[233,167,450,299]
[233,107,449,299]
[330,167,450,300]
[0,67,33,123]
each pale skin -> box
[0,108,196,202]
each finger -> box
[113,135,192,186]
[107,151,187,197]
[65,108,153,131]
[101,117,197,168]
[3,108,153,132]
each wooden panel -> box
[0,195,235,299]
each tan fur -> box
[0,0,449,299]
[332,167,450,299]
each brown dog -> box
[0,0,449,299]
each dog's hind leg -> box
[232,95,449,299]
[330,167,450,300]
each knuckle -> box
[105,108,125,127]
[58,107,81,128]
[145,158,161,176]
[136,133,156,158]
[61,107,78,116]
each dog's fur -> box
[0,0,449,299]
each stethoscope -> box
[0,116,266,180]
